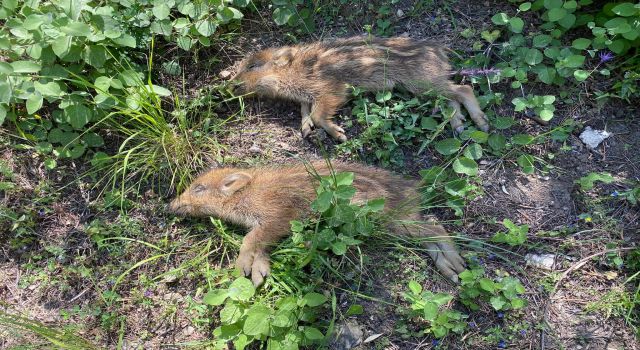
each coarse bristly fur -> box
[168,161,465,286]
[229,36,489,142]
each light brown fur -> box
[169,161,465,286]
[230,36,489,142]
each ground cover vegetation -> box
[0,0,639,349]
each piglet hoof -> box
[326,125,348,143]
[235,251,254,277]
[301,118,314,139]
[454,125,465,136]
[426,242,466,283]
[250,253,271,287]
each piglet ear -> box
[273,48,296,66]
[220,172,252,196]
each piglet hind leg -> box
[451,84,489,133]
[308,95,347,142]
[300,102,315,139]
[392,217,465,282]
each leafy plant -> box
[575,172,614,190]
[458,267,527,312]
[491,219,528,247]
[403,281,467,338]
[204,277,327,350]
[419,166,481,217]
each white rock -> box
[525,253,558,270]
[579,126,611,149]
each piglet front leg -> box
[236,227,272,286]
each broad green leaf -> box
[573,69,590,82]
[228,277,255,301]
[493,117,515,129]
[62,21,91,36]
[547,7,567,21]
[44,158,56,169]
[84,45,107,67]
[524,48,543,65]
[331,241,347,255]
[517,154,535,174]
[304,327,324,341]
[508,17,524,33]
[273,7,294,26]
[612,3,638,17]
[34,81,63,97]
[68,144,86,159]
[420,116,437,130]
[453,157,478,176]
[435,138,461,155]
[490,296,506,310]
[536,67,556,84]
[35,142,53,154]
[539,109,554,121]
[26,92,43,114]
[220,303,244,324]
[423,302,439,321]
[408,280,422,295]
[533,34,552,47]
[543,0,562,9]
[0,105,5,125]
[463,143,483,160]
[82,132,104,147]
[335,185,356,199]
[572,38,591,50]
[0,62,13,74]
[491,12,509,25]
[195,19,217,36]
[334,172,354,186]
[488,134,506,151]
[564,55,585,68]
[64,104,92,130]
[203,289,228,305]
[113,34,136,48]
[243,305,270,336]
[0,82,10,103]
[52,36,72,58]
[23,14,45,30]
[511,134,534,145]
[312,191,333,213]
[303,292,327,307]
[152,4,171,19]
[10,60,41,73]
[558,13,576,28]
[519,2,531,11]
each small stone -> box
[249,145,262,154]
[579,126,611,149]
[183,326,195,336]
[525,253,558,270]
[218,70,232,79]
[396,9,405,17]
[330,321,364,350]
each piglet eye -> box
[247,62,261,70]
[192,184,207,194]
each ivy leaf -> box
[573,69,590,82]
[611,3,638,17]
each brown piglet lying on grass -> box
[168,161,465,286]
[228,36,488,142]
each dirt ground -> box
[1,0,639,349]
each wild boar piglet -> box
[169,161,465,286]
[229,36,488,142]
